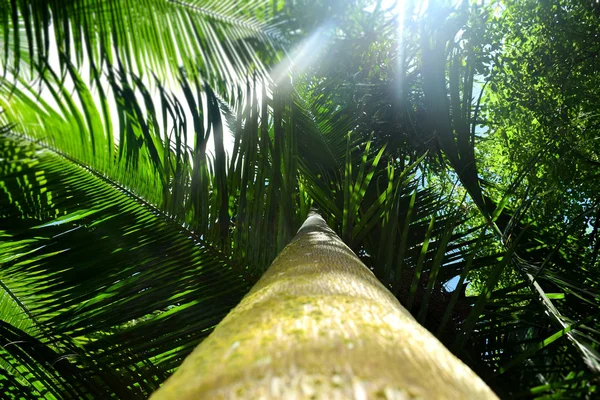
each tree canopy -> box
[0,0,599,398]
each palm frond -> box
[1,0,285,86]
[0,133,251,396]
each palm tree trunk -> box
[151,212,497,399]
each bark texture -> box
[151,212,497,399]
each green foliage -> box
[0,0,599,398]
[480,0,600,239]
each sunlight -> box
[365,0,428,16]
[272,21,335,85]
[273,0,468,85]
[370,0,466,16]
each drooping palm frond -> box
[0,132,254,396]
[0,320,127,399]
[0,37,322,395]
[452,204,600,398]
[0,0,285,87]
[1,54,319,268]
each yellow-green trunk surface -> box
[151,213,497,399]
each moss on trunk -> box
[151,212,497,399]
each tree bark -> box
[151,212,497,399]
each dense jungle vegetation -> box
[0,0,599,398]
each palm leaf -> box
[1,0,285,86]
[0,133,251,396]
